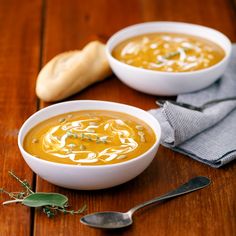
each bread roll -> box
[36,41,112,102]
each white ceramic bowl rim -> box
[18,100,161,169]
[106,21,232,76]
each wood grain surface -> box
[0,0,235,236]
[0,1,42,235]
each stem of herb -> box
[0,188,19,200]
[8,171,34,194]
[2,199,24,205]
[57,204,87,215]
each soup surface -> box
[112,33,225,72]
[24,110,156,165]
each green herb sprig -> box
[157,47,191,64]
[0,171,86,218]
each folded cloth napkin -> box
[149,44,236,168]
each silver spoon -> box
[80,176,211,229]
[156,96,236,112]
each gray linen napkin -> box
[149,44,236,168]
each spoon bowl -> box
[80,212,132,229]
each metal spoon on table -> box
[80,176,211,229]
[156,96,236,112]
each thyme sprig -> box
[0,171,86,218]
[157,47,191,64]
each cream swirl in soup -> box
[23,111,156,165]
[112,33,225,72]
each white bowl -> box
[18,100,161,190]
[106,21,232,95]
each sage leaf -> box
[1,171,86,218]
[22,193,68,208]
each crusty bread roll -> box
[36,41,112,102]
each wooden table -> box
[0,0,235,235]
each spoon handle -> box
[156,96,236,112]
[127,176,210,216]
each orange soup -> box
[112,33,225,72]
[23,110,156,165]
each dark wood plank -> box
[0,0,42,235]
[34,0,236,235]
[141,0,236,41]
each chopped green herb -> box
[157,47,191,64]
[66,131,73,137]
[66,131,78,138]
[58,118,66,123]
[95,136,101,143]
